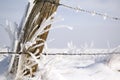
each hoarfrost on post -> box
[28,0,34,3]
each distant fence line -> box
[0,52,120,55]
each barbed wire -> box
[46,1,120,21]
[0,52,120,55]
[43,52,120,55]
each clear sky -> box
[0,0,120,49]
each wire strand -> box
[45,1,120,21]
[0,52,120,55]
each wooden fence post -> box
[10,0,60,78]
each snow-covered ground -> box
[38,55,120,80]
[0,47,120,80]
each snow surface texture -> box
[28,48,120,80]
[0,50,120,80]
[37,47,120,80]
[1,47,120,80]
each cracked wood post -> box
[10,0,60,77]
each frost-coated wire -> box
[45,0,120,21]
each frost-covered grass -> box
[0,10,73,80]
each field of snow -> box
[0,47,120,80]
[37,55,120,80]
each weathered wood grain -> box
[10,0,60,78]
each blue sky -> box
[0,0,120,48]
